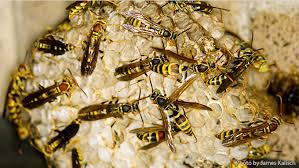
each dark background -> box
[0,118,46,168]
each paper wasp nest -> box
[23,1,287,167]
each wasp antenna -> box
[275,94,283,117]
[137,87,144,127]
[255,48,264,52]
[117,79,144,92]
[160,2,168,8]
[148,74,154,93]
[177,26,191,37]
[67,68,88,97]
[250,31,254,48]
[79,87,88,97]
[212,6,230,12]
[161,39,166,50]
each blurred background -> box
[0,1,298,167]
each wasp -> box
[151,63,189,82]
[208,31,268,93]
[207,46,267,93]
[247,144,271,160]
[115,47,196,81]
[33,35,74,56]
[215,117,281,147]
[267,72,299,123]
[78,88,143,122]
[72,148,83,168]
[43,119,81,156]
[3,64,33,140]
[66,0,96,19]
[130,122,181,150]
[166,1,229,14]
[114,55,169,81]
[123,11,178,40]
[66,0,117,20]
[22,70,84,109]
[77,100,141,121]
[189,47,233,75]
[81,20,106,76]
[148,74,212,151]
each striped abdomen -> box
[137,130,165,143]
[155,29,177,40]
[151,63,188,77]
[207,74,227,85]
[173,111,193,136]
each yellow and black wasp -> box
[247,144,272,160]
[22,70,85,109]
[189,47,233,74]
[3,64,33,140]
[115,47,196,81]
[66,0,117,20]
[81,20,106,76]
[166,0,229,14]
[215,116,281,147]
[43,119,81,156]
[77,99,141,121]
[207,41,267,93]
[130,122,181,150]
[148,74,212,152]
[66,0,96,19]
[267,72,299,124]
[34,35,74,56]
[72,148,83,168]
[114,54,169,81]
[123,11,178,41]
[78,88,144,122]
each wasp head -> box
[252,55,268,72]
[239,41,250,50]
[192,1,213,14]
[18,64,32,77]
[150,89,161,100]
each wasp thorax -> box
[132,102,140,111]
[122,104,131,113]
[150,89,161,100]
[164,30,171,37]
[156,97,167,107]
[93,21,106,33]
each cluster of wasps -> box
[2,0,298,167]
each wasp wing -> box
[159,108,176,152]
[78,104,123,121]
[173,100,212,111]
[151,47,197,63]
[168,74,200,103]
[130,126,165,134]
[123,24,159,37]
[216,60,248,93]
[139,141,165,150]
